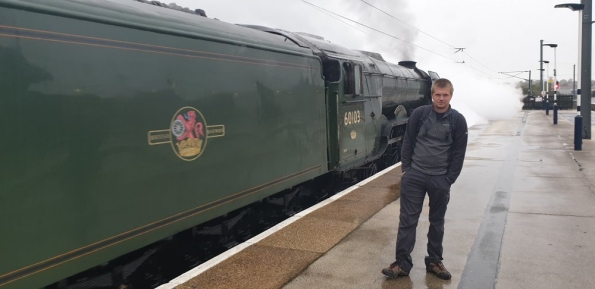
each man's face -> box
[432,86,452,112]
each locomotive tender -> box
[0,0,437,288]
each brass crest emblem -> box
[148,107,225,161]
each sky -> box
[163,0,587,125]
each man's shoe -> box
[381,261,409,278]
[426,261,451,280]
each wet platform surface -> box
[559,110,595,125]
[159,110,595,289]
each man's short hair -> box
[431,78,454,95]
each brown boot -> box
[426,261,452,280]
[381,262,409,278]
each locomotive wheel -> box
[361,162,378,180]
[384,143,400,168]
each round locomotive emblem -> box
[350,130,357,140]
[171,119,186,138]
[170,107,208,161]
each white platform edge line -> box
[157,162,401,289]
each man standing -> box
[382,78,468,280]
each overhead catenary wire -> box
[301,0,451,60]
[301,0,499,79]
[359,0,455,49]
[465,63,494,78]
[498,71,530,81]
[356,0,499,77]
[463,51,499,74]
[304,1,417,58]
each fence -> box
[522,94,574,110]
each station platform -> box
[159,110,595,289]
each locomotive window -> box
[343,62,354,95]
[342,62,363,96]
[323,60,340,82]
[367,74,382,96]
[354,64,362,95]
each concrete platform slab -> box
[512,175,590,192]
[509,190,595,217]
[497,213,595,289]
[513,164,584,178]
[516,150,576,165]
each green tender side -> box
[0,1,328,288]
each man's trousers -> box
[395,168,451,272]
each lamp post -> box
[539,39,545,95]
[545,61,550,92]
[574,64,578,111]
[540,60,550,91]
[541,40,558,115]
[555,1,592,139]
[540,42,558,92]
[539,60,550,92]
[543,44,557,90]
[543,60,551,114]
[544,44,558,123]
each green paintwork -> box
[333,61,385,170]
[0,1,327,288]
[325,82,340,170]
[339,101,366,164]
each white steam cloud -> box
[336,2,524,128]
[349,0,419,60]
[443,65,524,127]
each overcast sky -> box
[171,0,584,82]
[163,0,588,124]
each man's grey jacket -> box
[401,105,468,185]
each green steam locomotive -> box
[0,0,437,288]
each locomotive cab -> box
[240,27,434,172]
[322,57,384,171]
